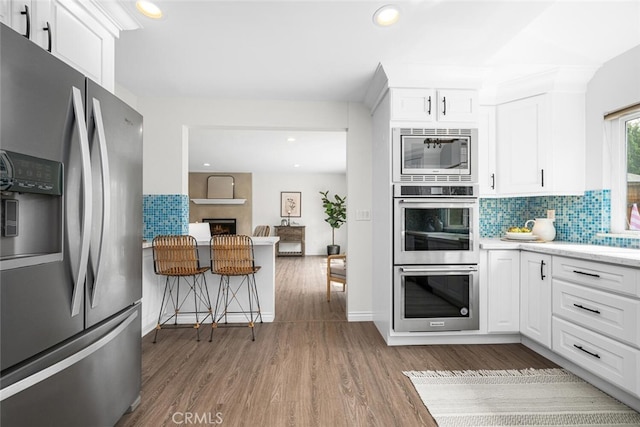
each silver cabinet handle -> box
[70,87,92,317]
[0,311,137,401]
[88,98,111,309]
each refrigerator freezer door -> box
[0,23,86,371]
[1,304,142,427]
[85,80,143,327]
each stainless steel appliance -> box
[393,127,478,183]
[0,23,142,426]
[393,184,479,332]
[393,184,479,265]
[394,265,479,332]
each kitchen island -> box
[141,236,279,336]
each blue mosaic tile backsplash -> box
[480,189,639,249]
[143,194,189,241]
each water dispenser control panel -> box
[0,150,63,195]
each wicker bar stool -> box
[210,234,263,341]
[152,235,213,342]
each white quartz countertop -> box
[480,238,640,268]
[143,236,279,249]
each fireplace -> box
[203,218,237,235]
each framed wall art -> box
[280,191,301,217]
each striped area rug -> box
[403,368,640,426]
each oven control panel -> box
[394,184,477,197]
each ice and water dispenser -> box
[0,150,63,269]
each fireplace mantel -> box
[190,198,246,205]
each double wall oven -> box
[392,127,480,333]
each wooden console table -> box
[274,226,305,257]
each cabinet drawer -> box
[553,256,640,297]
[552,279,640,347]
[552,317,640,397]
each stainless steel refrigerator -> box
[0,23,142,426]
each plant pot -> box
[327,245,340,256]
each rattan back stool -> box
[152,235,213,343]
[210,234,263,341]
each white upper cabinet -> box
[50,0,115,90]
[2,1,52,51]
[437,89,477,123]
[391,88,435,122]
[478,105,496,196]
[1,0,139,92]
[496,94,548,195]
[495,92,585,196]
[391,88,478,124]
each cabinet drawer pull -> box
[573,303,601,315]
[43,22,52,53]
[426,96,432,115]
[573,344,600,359]
[540,260,546,280]
[442,96,447,115]
[21,5,31,39]
[573,270,601,278]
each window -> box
[626,116,640,230]
[608,106,640,234]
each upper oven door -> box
[394,197,479,265]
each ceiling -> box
[114,0,640,173]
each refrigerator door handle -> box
[88,98,111,309]
[70,86,92,317]
[0,310,138,402]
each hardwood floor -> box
[116,256,555,427]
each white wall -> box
[136,97,373,320]
[252,172,347,255]
[585,44,640,190]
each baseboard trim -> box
[347,311,374,322]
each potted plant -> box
[319,190,346,255]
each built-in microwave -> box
[392,127,478,183]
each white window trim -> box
[607,110,640,236]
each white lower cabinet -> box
[520,251,552,348]
[550,255,640,398]
[552,278,640,346]
[552,317,640,397]
[486,250,520,333]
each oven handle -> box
[397,198,478,204]
[400,266,478,273]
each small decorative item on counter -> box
[525,218,556,241]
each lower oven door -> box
[393,198,478,265]
[394,265,479,332]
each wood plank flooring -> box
[116,256,556,427]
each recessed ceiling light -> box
[136,1,163,19]
[203,163,210,167]
[287,137,296,142]
[373,5,400,27]
[293,164,300,168]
